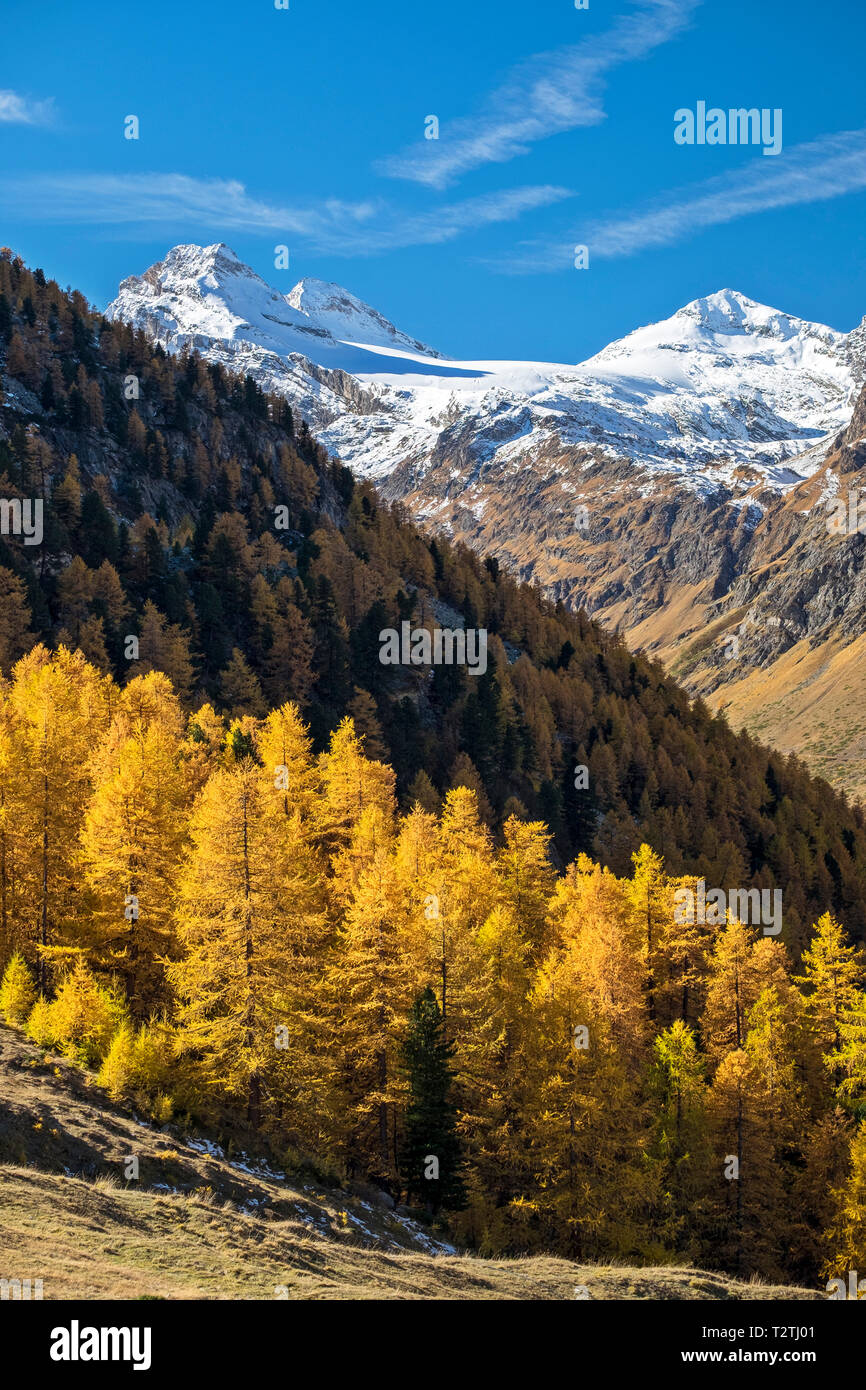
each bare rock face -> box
[698,384,866,665]
[845,313,866,387]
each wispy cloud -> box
[368,185,574,251]
[376,0,700,189]
[0,89,54,125]
[490,129,866,273]
[1,171,572,255]
[1,172,373,237]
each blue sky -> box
[2,0,865,361]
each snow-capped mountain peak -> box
[134,241,267,303]
[589,288,845,371]
[676,287,797,334]
[109,242,442,360]
[106,243,447,425]
[111,242,315,352]
[673,287,844,351]
[286,277,444,358]
[164,240,243,275]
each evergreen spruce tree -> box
[400,985,466,1213]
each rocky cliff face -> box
[656,386,866,800]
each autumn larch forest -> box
[1,248,865,1289]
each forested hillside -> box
[1,249,866,951]
[0,652,864,1287]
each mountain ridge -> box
[104,243,866,798]
[107,244,865,491]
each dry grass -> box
[0,1166,820,1301]
[701,632,866,803]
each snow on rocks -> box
[106,249,863,503]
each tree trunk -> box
[735,1092,744,1276]
[241,787,258,1128]
[378,1049,389,1171]
[0,822,7,955]
[40,771,48,993]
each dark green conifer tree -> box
[400,986,466,1214]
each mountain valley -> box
[107,244,866,797]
